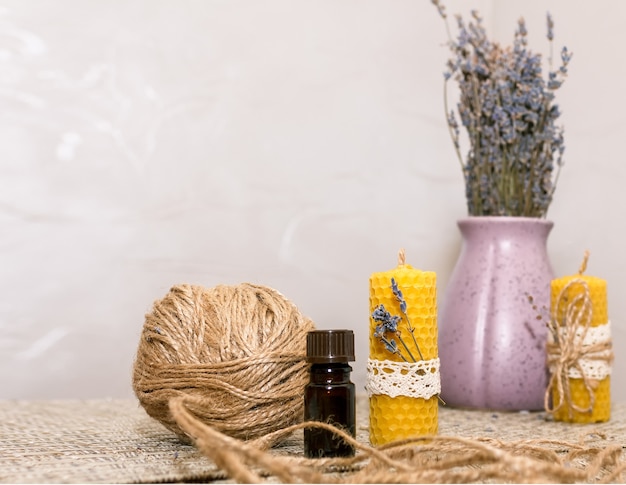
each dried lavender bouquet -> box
[432,2,572,217]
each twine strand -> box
[168,398,625,483]
[545,278,613,418]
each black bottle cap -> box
[306,329,355,363]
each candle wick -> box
[578,250,590,275]
[398,248,406,266]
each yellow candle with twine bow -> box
[367,249,440,445]
[546,251,613,423]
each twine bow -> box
[544,278,613,418]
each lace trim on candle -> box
[548,321,612,380]
[365,358,441,399]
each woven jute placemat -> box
[1,397,625,483]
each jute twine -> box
[545,253,614,418]
[132,283,315,443]
[171,399,626,483]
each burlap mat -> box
[1,397,625,483]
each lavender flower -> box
[371,303,415,362]
[384,338,399,354]
[372,305,400,333]
[546,13,554,42]
[390,278,407,313]
[432,2,571,218]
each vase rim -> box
[458,216,553,225]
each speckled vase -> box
[439,216,554,411]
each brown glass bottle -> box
[304,329,356,458]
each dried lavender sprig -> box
[444,85,464,169]
[390,278,425,361]
[372,304,416,362]
[437,0,466,171]
[431,0,453,44]
[527,293,558,345]
[376,335,409,363]
[547,12,555,68]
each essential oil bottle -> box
[304,329,356,458]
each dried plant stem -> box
[444,81,465,169]
[397,334,417,363]
[380,335,409,363]
[403,315,425,362]
[545,163,563,218]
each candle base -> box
[552,376,610,423]
[369,394,438,446]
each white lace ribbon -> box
[548,321,612,380]
[366,358,441,399]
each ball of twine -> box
[132,282,315,442]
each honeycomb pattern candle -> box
[367,249,440,445]
[547,252,613,423]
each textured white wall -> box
[1,0,624,404]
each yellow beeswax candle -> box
[549,255,611,423]
[367,249,439,445]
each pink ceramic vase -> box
[438,216,554,411]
